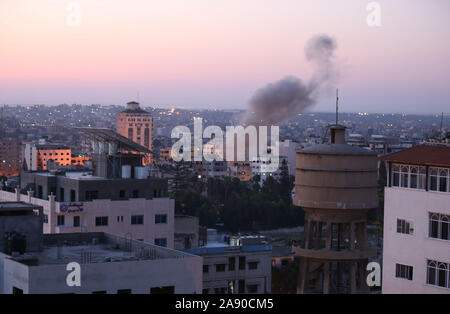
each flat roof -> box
[0,202,42,211]
[185,244,272,256]
[381,145,450,168]
[76,127,152,154]
[9,233,192,266]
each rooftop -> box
[76,127,152,153]
[0,202,42,213]
[300,143,375,155]
[185,244,272,256]
[381,145,450,168]
[8,233,192,266]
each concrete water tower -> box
[293,124,378,294]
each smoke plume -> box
[243,34,338,126]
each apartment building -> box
[0,171,174,249]
[185,230,272,294]
[381,145,450,294]
[0,202,202,294]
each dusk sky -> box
[0,0,449,113]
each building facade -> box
[0,171,174,249]
[24,140,71,171]
[381,145,450,294]
[117,101,153,163]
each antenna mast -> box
[335,88,339,125]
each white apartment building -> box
[0,171,174,249]
[382,145,450,294]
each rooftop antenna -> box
[335,88,339,125]
[440,112,444,135]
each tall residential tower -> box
[117,101,153,163]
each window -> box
[70,190,76,202]
[228,257,235,271]
[247,284,258,293]
[395,264,413,280]
[396,219,414,235]
[427,260,450,289]
[429,167,450,192]
[239,256,246,270]
[131,215,144,225]
[391,164,426,189]
[73,216,80,227]
[155,238,167,247]
[85,190,98,201]
[43,215,48,224]
[155,214,167,224]
[203,265,209,273]
[117,289,131,294]
[57,215,65,226]
[202,289,209,294]
[248,261,259,270]
[119,190,126,199]
[216,264,226,272]
[238,280,245,293]
[132,189,139,198]
[429,213,450,241]
[214,287,227,294]
[95,216,108,226]
[60,188,65,202]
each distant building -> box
[117,101,153,164]
[185,229,272,294]
[381,145,450,294]
[0,202,202,294]
[0,140,23,177]
[24,139,71,171]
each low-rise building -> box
[0,202,202,294]
[185,230,272,294]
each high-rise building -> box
[117,101,153,163]
[293,125,379,294]
[381,145,450,294]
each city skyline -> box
[1,0,449,114]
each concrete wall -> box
[382,187,450,294]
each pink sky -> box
[0,0,449,113]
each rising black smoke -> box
[243,34,338,126]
